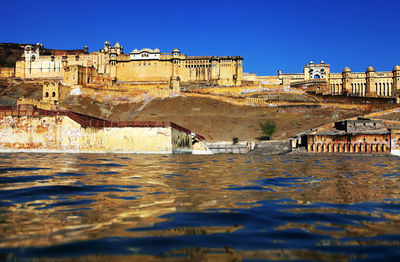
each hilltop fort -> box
[4,42,243,89]
[1,41,400,155]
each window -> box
[52,92,56,97]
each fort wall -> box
[0,114,193,154]
[116,60,172,82]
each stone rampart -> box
[0,108,196,154]
[185,92,375,109]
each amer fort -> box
[0,41,398,101]
[0,41,400,155]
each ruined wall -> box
[0,115,178,153]
[171,126,192,154]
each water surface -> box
[0,153,400,261]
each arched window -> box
[314,74,320,79]
[52,92,56,97]
[45,92,49,97]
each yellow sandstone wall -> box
[116,61,172,82]
[0,115,193,154]
[0,67,15,77]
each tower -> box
[393,65,400,102]
[366,66,376,97]
[113,43,123,55]
[342,67,352,95]
[170,48,181,91]
[109,50,117,83]
[234,56,243,86]
[104,41,111,52]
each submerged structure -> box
[0,106,210,154]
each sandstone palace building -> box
[277,61,400,99]
[15,42,243,88]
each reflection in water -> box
[0,153,400,261]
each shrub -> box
[259,120,276,140]
[232,137,239,144]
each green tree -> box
[232,137,239,144]
[259,120,276,140]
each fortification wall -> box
[116,61,172,82]
[0,115,184,153]
[16,60,63,78]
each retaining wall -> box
[0,108,194,154]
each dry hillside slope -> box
[132,96,365,141]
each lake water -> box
[0,153,400,261]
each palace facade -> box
[15,42,243,87]
[278,61,400,99]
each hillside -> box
[60,95,366,141]
[0,42,88,68]
[0,78,367,141]
[0,43,31,67]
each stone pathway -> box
[130,97,154,119]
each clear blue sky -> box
[2,0,400,75]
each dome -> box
[393,65,400,71]
[342,67,351,73]
[140,48,154,53]
[131,49,139,54]
[114,42,121,48]
[154,48,160,53]
[104,41,110,45]
[309,61,314,64]
[320,60,324,64]
[172,48,180,53]
[366,66,375,72]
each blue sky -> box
[2,0,399,75]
